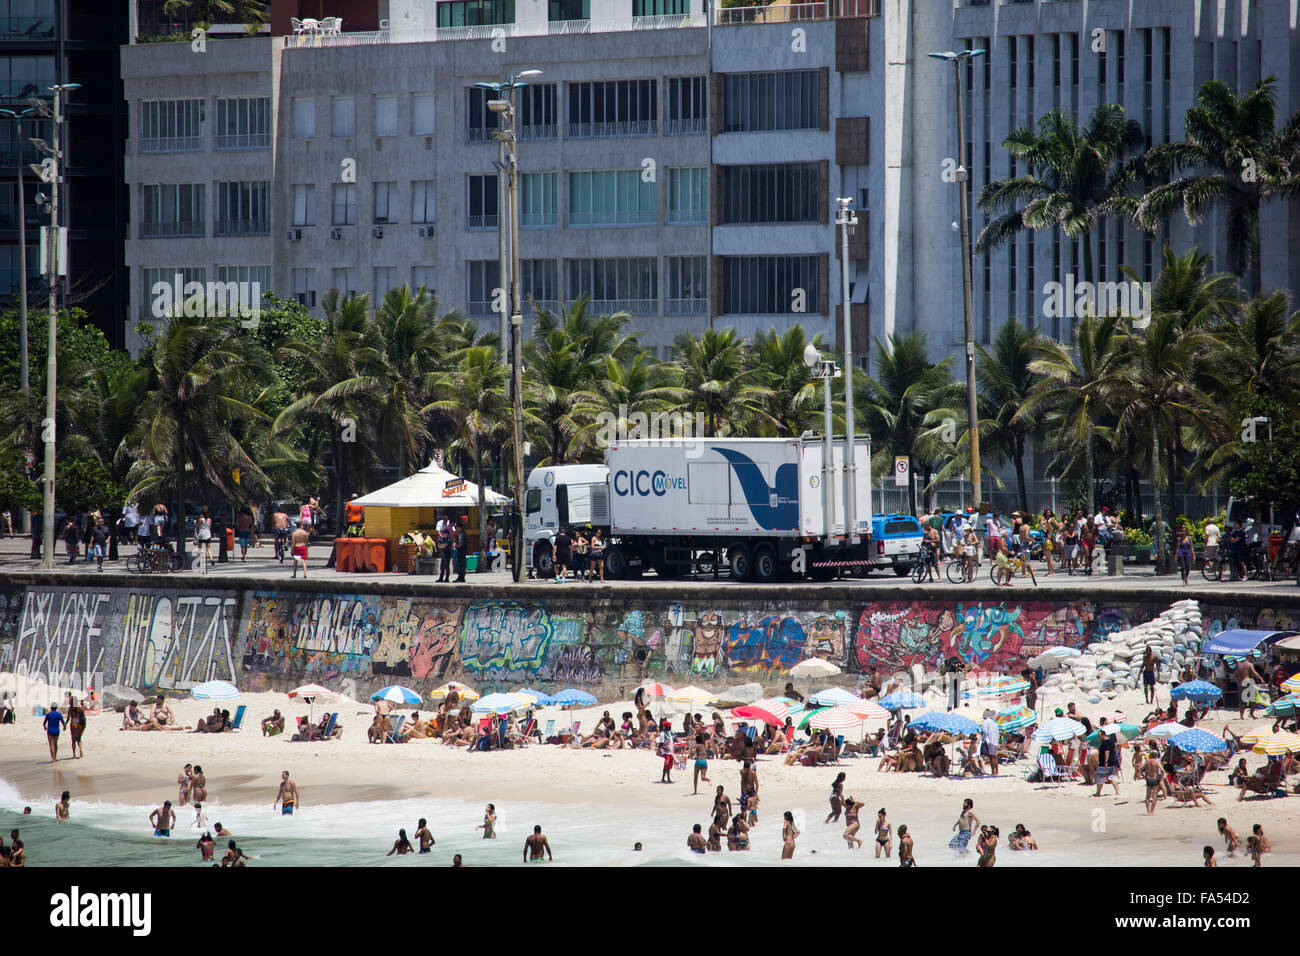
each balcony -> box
[715,0,879,24]
[666,117,706,136]
[568,209,656,227]
[140,221,205,239]
[282,13,704,46]
[522,298,558,316]
[467,214,499,229]
[518,123,556,142]
[214,132,270,151]
[0,17,54,40]
[466,299,495,317]
[520,211,557,228]
[667,297,706,315]
[667,209,706,225]
[566,119,656,140]
[139,135,205,154]
[588,298,657,316]
[547,18,590,34]
[214,219,270,237]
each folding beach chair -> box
[542,718,556,742]
[230,705,246,732]
[510,717,536,748]
[1034,752,1069,785]
[383,713,406,743]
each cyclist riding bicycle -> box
[920,523,941,581]
[272,507,291,561]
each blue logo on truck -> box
[711,447,798,530]
[612,469,686,497]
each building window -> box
[720,255,817,314]
[520,171,557,228]
[666,76,706,135]
[291,97,314,139]
[667,256,706,314]
[548,0,587,20]
[521,258,558,315]
[719,163,818,224]
[412,92,436,135]
[411,180,435,223]
[214,96,270,150]
[139,99,204,153]
[666,167,706,224]
[374,267,397,302]
[0,1,54,37]
[292,268,316,308]
[466,259,500,316]
[142,266,205,317]
[566,257,658,316]
[216,265,271,304]
[332,95,355,138]
[566,79,657,138]
[332,183,356,225]
[140,183,205,239]
[373,181,397,223]
[411,266,435,293]
[374,94,397,137]
[467,174,499,229]
[519,84,557,141]
[437,0,515,27]
[722,71,818,133]
[634,0,688,14]
[466,87,501,144]
[0,55,54,94]
[331,267,357,298]
[215,181,269,236]
[567,170,656,227]
[292,184,316,226]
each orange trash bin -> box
[335,538,352,572]
[363,538,387,573]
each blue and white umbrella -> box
[1144,721,1187,739]
[910,711,980,735]
[879,691,927,711]
[371,685,422,706]
[808,687,861,707]
[1168,728,1228,754]
[191,680,239,701]
[1031,716,1087,742]
[516,688,558,707]
[552,688,597,707]
[1169,679,1222,702]
[472,692,530,715]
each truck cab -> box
[524,464,610,576]
[870,513,924,575]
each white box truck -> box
[524,437,875,581]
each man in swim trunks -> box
[1236,658,1265,720]
[55,791,70,821]
[739,760,759,825]
[42,702,67,762]
[949,798,978,854]
[275,770,300,815]
[898,824,916,866]
[1141,747,1164,816]
[262,709,285,736]
[415,818,435,853]
[524,825,552,862]
[221,840,248,867]
[687,823,707,853]
[291,523,311,578]
[150,800,176,837]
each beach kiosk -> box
[352,463,509,572]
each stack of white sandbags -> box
[1038,599,1203,704]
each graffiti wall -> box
[0,579,1297,697]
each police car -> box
[870,513,925,575]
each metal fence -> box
[872,477,1227,520]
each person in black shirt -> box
[1092,718,1121,796]
[552,528,572,583]
[454,519,469,583]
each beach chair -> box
[541,718,556,742]
[317,712,339,741]
[384,714,407,744]
[510,717,536,748]
[1238,761,1286,799]
[1036,753,1068,785]
[230,705,246,732]
[833,735,846,762]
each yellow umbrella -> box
[665,684,718,707]
[429,682,480,702]
[1250,730,1300,755]
[1238,725,1278,746]
[1282,673,1300,693]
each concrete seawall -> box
[1,572,1298,701]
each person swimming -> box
[415,818,435,853]
[387,829,414,856]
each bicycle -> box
[911,544,941,583]
[990,550,1037,586]
[274,529,289,563]
[946,554,977,583]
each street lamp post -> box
[1252,415,1274,533]
[804,343,840,541]
[2,105,34,535]
[929,48,985,510]
[834,197,859,545]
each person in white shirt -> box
[980,711,1001,776]
[1204,520,1221,558]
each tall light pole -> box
[34,82,77,569]
[835,197,859,545]
[929,48,984,509]
[483,69,541,583]
[2,105,34,534]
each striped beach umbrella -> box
[1265,694,1300,717]
[879,690,927,711]
[665,685,718,707]
[1032,716,1087,742]
[1144,721,1188,739]
[995,706,1037,732]
[793,706,829,729]
[1250,730,1300,756]
[288,683,336,700]
[806,705,868,732]
[1169,680,1222,702]
[1281,673,1300,694]
[472,692,529,715]
[1238,725,1277,746]
[808,687,861,707]
[1085,723,1141,745]
[191,680,239,701]
[552,688,597,706]
[429,682,480,702]
[371,685,422,706]
[637,682,676,698]
[962,676,1030,698]
[842,699,890,721]
[730,703,788,727]
[911,711,980,735]
[1169,728,1228,753]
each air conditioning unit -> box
[425,136,433,150]
[373,225,384,238]
[331,228,343,240]
[286,229,302,241]
[417,226,434,238]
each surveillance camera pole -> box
[836,198,858,546]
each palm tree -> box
[126,311,272,557]
[162,0,268,31]
[570,353,683,450]
[1137,77,1300,296]
[752,326,824,437]
[1209,291,1300,406]
[974,318,1043,512]
[672,327,772,437]
[64,363,150,486]
[976,104,1146,287]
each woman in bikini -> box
[842,797,864,848]
[874,807,893,858]
[477,804,497,839]
[191,766,207,804]
[825,772,846,823]
[386,829,414,856]
[727,813,750,851]
[977,826,998,867]
[177,765,193,807]
[781,810,799,860]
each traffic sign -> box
[894,456,910,487]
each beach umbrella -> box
[515,688,557,707]
[1027,647,1080,670]
[995,706,1037,732]
[1144,721,1188,739]
[665,684,718,707]
[552,688,597,707]
[1168,728,1228,754]
[429,682,480,702]
[1238,725,1278,746]
[1281,673,1300,693]
[191,680,239,701]
[790,657,841,678]
[962,676,1030,698]
[731,703,788,727]
[472,692,530,715]
[1085,723,1141,745]
[879,690,927,711]
[793,706,829,729]
[288,683,336,722]
[1032,716,1087,742]
[806,706,868,732]
[1169,679,1222,702]
[1265,694,1300,717]
[1250,730,1300,756]
[370,685,421,706]
[636,682,676,698]
[1093,709,1127,725]
[807,686,861,707]
[842,699,891,721]
[911,711,980,735]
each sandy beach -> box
[2,674,1297,866]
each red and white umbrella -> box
[807,706,868,732]
[731,699,791,726]
[841,699,890,721]
[288,683,337,722]
[637,682,676,698]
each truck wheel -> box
[752,544,778,583]
[893,564,911,577]
[603,545,627,580]
[533,543,553,578]
[728,544,753,581]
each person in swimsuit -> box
[193,803,209,832]
[43,702,67,762]
[221,840,248,867]
[191,765,207,804]
[842,797,864,849]
[1203,845,1217,867]
[68,697,86,758]
[727,814,750,851]
[387,829,414,856]
[275,770,300,815]
[1246,835,1263,867]
[687,823,707,854]
[1141,748,1164,816]
[949,798,979,854]
[1252,824,1270,853]
[524,825,552,863]
[740,760,759,825]
[825,772,845,823]
[196,832,215,861]
[177,764,193,806]
[707,811,725,851]
[977,826,998,867]
[55,791,70,822]
[150,800,176,837]
[10,839,24,866]
[291,523,310,578]
[214,822,232,836]
[874,807,893,858]
[1217,818,1242,856]
[476,804,497,839]
[781,810,799,860]
[414,818,435,853]
[692,734,711,794]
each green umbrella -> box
[793,706,829,729]
[1085,723,1141,745]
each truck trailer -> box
[524,437,879,581]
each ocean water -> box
[0,774,1111,867]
